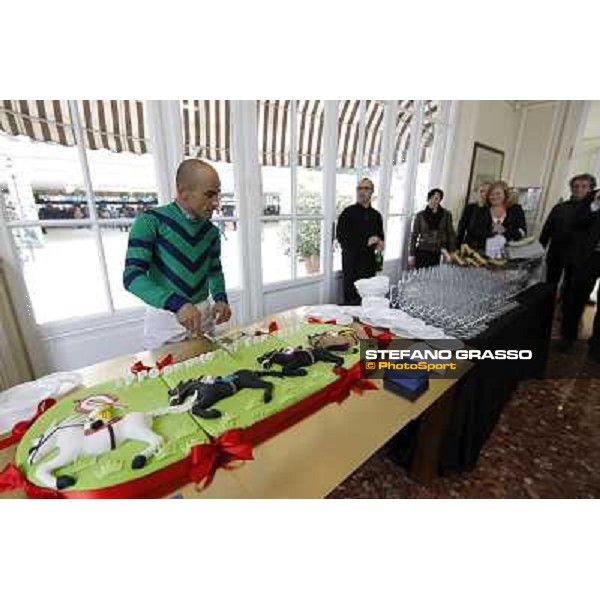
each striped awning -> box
[1,100,438,167]
[0,100,76,146]
[79,101,148,154]
[254,100,438,170]
[182,100,232,162]
[0,100,148,154]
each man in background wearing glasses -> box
[336,178,385,305]
[123,158,232,349]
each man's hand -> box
[367,235,380,247]
[408,255,416,269]
[213,301,232,325]
[376,239,385,252]
[176,303,202,336]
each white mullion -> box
[290,100,298,280]
[439,100,458,193]
[378,100,397,251]
[400,100,425,268]
[356,100,367,180]
[320,100,337,303]
[69,99,115,314]
[232,100,263,321]
[428,100,450,189]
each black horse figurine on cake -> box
[257,346,344,376]
[168,369,300,419]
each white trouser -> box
[143,299,215,350]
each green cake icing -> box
[15,323,361,493]
[15,377,209,491]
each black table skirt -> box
[390,282,556,474]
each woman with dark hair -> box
[409,188,457,269]
[464,181,526,252]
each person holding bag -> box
[409,188,457,269]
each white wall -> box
[444,100,580,233]
[444,101,521,218]
[513,103,558,188]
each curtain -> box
[0,261,33,391]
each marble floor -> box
[328,304,600,499]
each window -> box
[0,100,155,323]
[182,100,241,291]
[259,100,325,284]
[333,101,385,270]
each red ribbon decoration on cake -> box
[362,324,393,348]
[130,360,152,374]
[130,354,174,375]
[155,353,174,371]
[0,397,57,451]
[306,317,337,325]
[189,430,254,489]
[0,463,62,499]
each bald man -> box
[123,159,232,349]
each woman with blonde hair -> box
[464,180,527,252]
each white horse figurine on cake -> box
[27,394,194,490]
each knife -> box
[200,332,236,358]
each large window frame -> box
[259,100,326,289]
[0,100,456,359]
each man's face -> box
[357,182,374,205]
[570,178,592,201]
[179,170,221,218]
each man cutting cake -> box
[123,158,232,349]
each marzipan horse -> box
[257,346,344,376]
[168,369,304,419]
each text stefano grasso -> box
[365,349,533,361]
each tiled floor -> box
[328,304,600,499]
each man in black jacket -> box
[540,173,597,291]
[559,188,600,360]
[336,178,385,305]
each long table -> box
[390,283,555,474]
[0,308,472,499]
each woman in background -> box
[464,180,526,252]
[409,188,457,269]
[457,181,492,245]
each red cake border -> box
[1,361,375,499]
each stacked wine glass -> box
[390,264,529,339]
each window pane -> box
[0,131,87,224]
[362,166,381,208]
[217,225,241,290]
[262,166,291,215]
[296,100,324,214]
[297,167,323,215]
[296,219,323,277]
[80,101,158,220]
[262,220,292,284]
[12,226,109,323]
[100,226,142,310]
[389,162,408,214]
[336,170,356,216]
[384,215,404,260]
[258,100,291,215]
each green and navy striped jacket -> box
[123,202,227,313]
